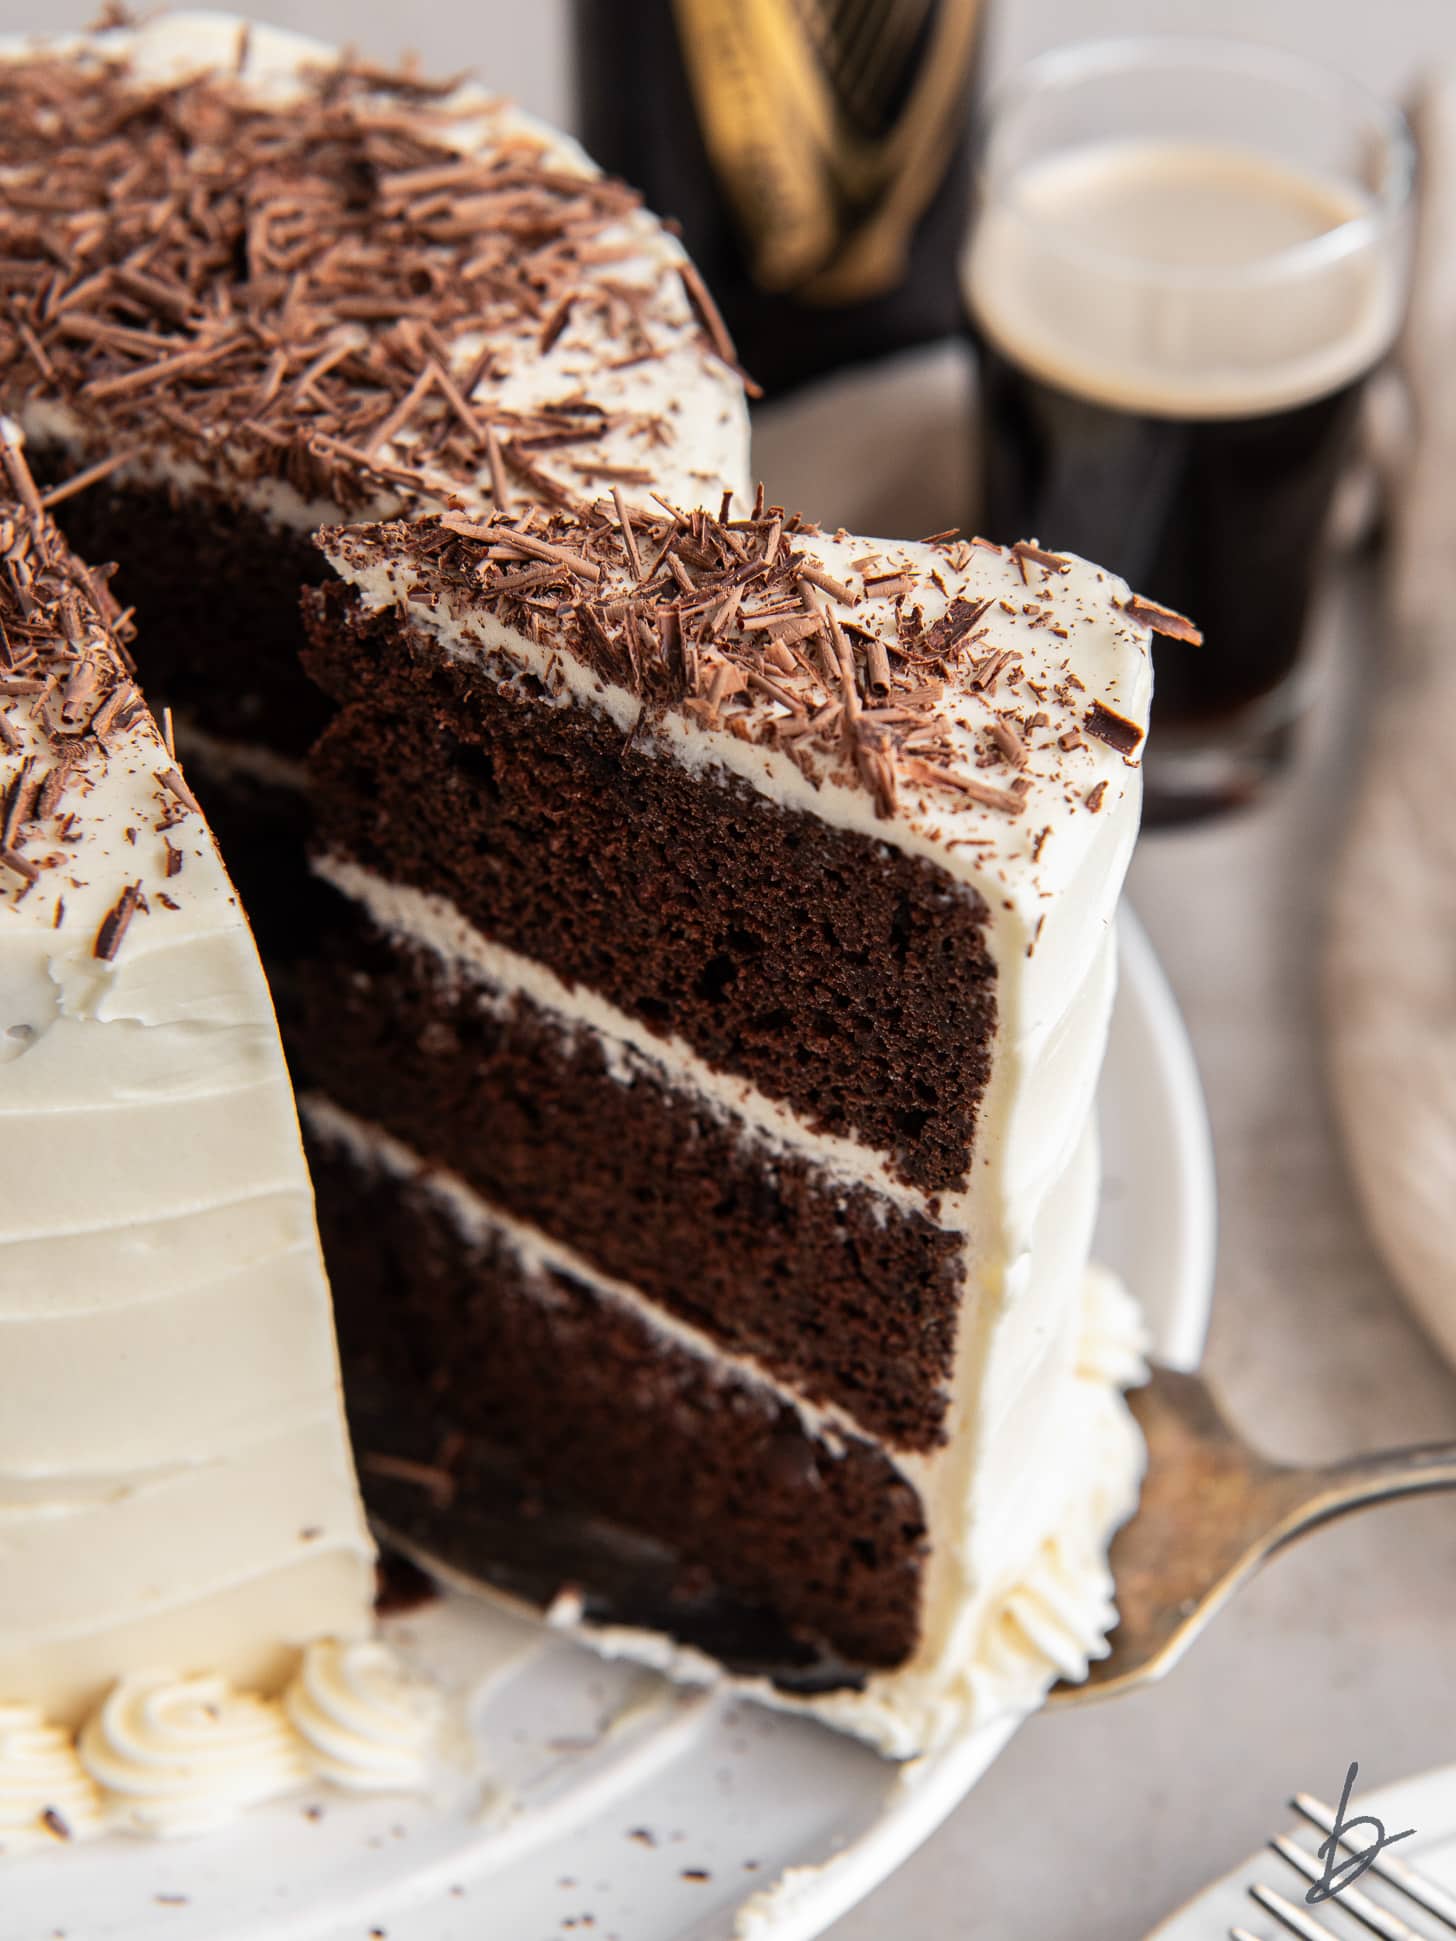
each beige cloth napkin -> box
[1327,82,1456,1371]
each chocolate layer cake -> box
[0,4,1168,1793]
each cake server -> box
[1050,1364,1456,1707]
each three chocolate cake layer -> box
[295,501,1161,1753]
[0,4,1165,1798]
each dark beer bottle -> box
[571,0,988,398]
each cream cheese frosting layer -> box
[0,12,751,531]
[314,851,1119,1235]
[0,429,375,1729]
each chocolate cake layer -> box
[32,460,330,755]
[294,897,963,1449]
[306,1117,928,1673]
[172,750,318,984]
[303,583,999,1195]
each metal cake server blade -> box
[1050,1364,1456,1706]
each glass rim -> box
[976,35,1416,290]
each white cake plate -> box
[10,905,1215,1941]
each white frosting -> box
[0,488,375,1732]
[0,1705,103,1854]
[77,1672,308,1837]
[0,1637,445,1846]
[284,1639,443,1794]
[4,12,752,529]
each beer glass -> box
[964,40,1414,822]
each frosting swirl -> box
[284,1639,442,1792]
[1075,1264,1151,1389]
[0,1705,103,1853]
[77,1671,307,1835]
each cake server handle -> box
[1050,1365,1456,1707]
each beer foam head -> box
[966,139,1409,419]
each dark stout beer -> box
[966,138,1404,810]
[572,0,988,397]
[975,351,1367,732]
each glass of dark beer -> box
[964,40,1414,822]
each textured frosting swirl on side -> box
[0,1705,103,1854]
[284,1640,443,1793]
[77,1673,309,1836]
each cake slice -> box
[0,430,374,1730]
[295,497,1165,1755]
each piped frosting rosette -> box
[284,1639,443,1792]
[0,1705,103,1854]
[77,1671,308,1836]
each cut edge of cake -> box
[295,497,1173,1756]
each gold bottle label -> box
[670,0,983,304]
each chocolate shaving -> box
[465,428,503,515]
[1123,596,1203,645]
[93,879,141,961]
[0,47,740,521]
[38,447,137,510]
[917,596,993,662]
[159,766,202,815]
[796,562,857,607]
[361,1450,456,1508]
[1084,701,1145,756]
[612,485,643,579]
[1011,541,1070,574]
[677,259,755,391]
[902,758,1027,816]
